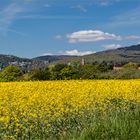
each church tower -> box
[81,58,85,66]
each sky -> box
[0,0,140,58]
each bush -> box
[0,65,23,82]
[29,67,51,81]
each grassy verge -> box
[1,99,138,140]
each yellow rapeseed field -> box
[0,80,140,139]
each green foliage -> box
[30,69,45,80]
[79,64,98,79]
[0,65,23,82]
[115,68,140,79]
[96,63,113,72]
[123,62,138,69]
[0,62,140,82]
[60,65,79,80]
[29,67,51,80]
[51,64,67,80]
[78,63,113,79]
[23,62,140,81]
[59,100,140,140]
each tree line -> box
[0,62,140,82]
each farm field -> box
[0,80,140,140]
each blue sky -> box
[0,0,140,58]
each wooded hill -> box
[50,44,140,65]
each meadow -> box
[0,80,140,140]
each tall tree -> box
[0,65,23,82]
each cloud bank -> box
[64,50,95,56]
[43,50,95,56]
[103,44,121,49]
[67,30,140,43]
[67,30,121,43]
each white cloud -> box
[67,30,122,43]
[67,29,140,43]
[64,50,95,56]
[124,35,140,40]
[0,3,24,34]
[42,53,54,56]
[42,50,95,56]
[103,44,121,50]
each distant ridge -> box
[0,54,77,70]
[0,54,31,63]
[32,55,77,63]
[84,44,140,63]
[0,44,140,70]
[54,44,140,64]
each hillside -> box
[0,54,31,63]
[33,55,77,62]
[85,44,140,63]
[54,44,140,64]
[0,44,140,70]
[0,55,44,71]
